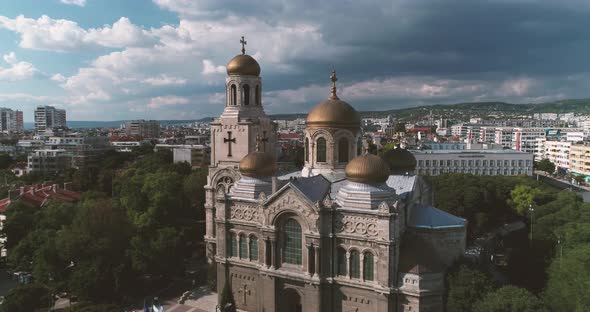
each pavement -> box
[128,286,218,312]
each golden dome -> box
[381,147,417,174]
[345,153,391,184]
[226,54,260,76]
[239,144,277,178]
[306,71,360,128]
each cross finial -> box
[255,134,261,152]
[330,69,339,99]
[240,36,247,54]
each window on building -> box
[425,160,430,166]
[490,160,495,166]
[468,160,473,166]
[230,233,237,257]
[519,160,523,167]
[526,160,531,166]
[418,160,423,166]
[483,160,488,166]
[447,160,452,166]
[337,247,347,276]
[454,160,459,166]
[504,160,509,166]
[305,138,309,162]
[316,138,327,163]
[283,219,302,265]
[475,160,480,166]
[250,236,258,261]
[512,160,516,166]
[239,234,247,259]
[243,84,250,106]
[230,84,237,105]
[338,138,349,163]
[350,250,360,278]
[461,160,466,167]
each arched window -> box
[350,250,360,278]
[230,233,237,257]
[338,137,349,163]
[255,85,261,105]
[239,234,247,259]
[243,84,250,106]
[316,137,327,163]
[230,85,237,106]
[337,247,347,276]
[304,138,309,162]
[250,236,258,261]
[283,219,302,265]
[363,252,374,281]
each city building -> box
[27,149,71,174]
[34,105,66,133]
[16,110,23,132]
[569,143,590,181]
[154,144,210,168]
[542,140,572,172]
[205,42,465,312]
[0,108,21,133]
[512,127,545,153]
[125,120,161,138]
[412,150,533,176]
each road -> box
[535,172,590,202]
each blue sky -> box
[1,0,590,122]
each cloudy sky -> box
[1,0,590,122]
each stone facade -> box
[204,45,466,312]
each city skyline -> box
[2,0,590,122]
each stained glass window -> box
[250,236,258,261]
[316,138,327,162]
[337,248,347,276]
[364,252,374,281]
[230,233,237,257]
[239,234,247,259]
[283,219,302,265]
[350,250,360,278]
[338,138,349,163]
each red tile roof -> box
[0,184,81,213]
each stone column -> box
[360,253,364,281]
[346,251,351,279]
[307,245,313,276]
[270,239,276,269]
[313,245,320,278]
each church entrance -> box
[279,288,302,312]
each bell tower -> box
[204,37,277,262]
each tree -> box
[0,283,52,312]
[544,243,590,311]
[536,159,555,174]
[509,184,541,215]
[445,264,493,312]
[0,153,13,170]
[219,279,236,312]
[573,175,585,185]
[393,122,406,133]
[474,286,548,312]
[1,202,37,250]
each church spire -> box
[330,70,339,100]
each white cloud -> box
[0,15,154,51]
[0,52,39,81]
[60,0,86,7]
[51,73,66,83]
[148,95,190,108]
[202,59,225,75]
[142,74,187,86]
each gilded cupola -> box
[239,135,277,178]
[226,36,261,77]
[306,71,361,128]
[345,153,391,184]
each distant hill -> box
[21,98,590,129]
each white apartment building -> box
[34,105,66,133]
[412,150,533,176]
[494,127,514,148]
[479,127,496,143]
[513,127,545,153]
[542,140,571,171]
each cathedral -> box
[204,39,466,312]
